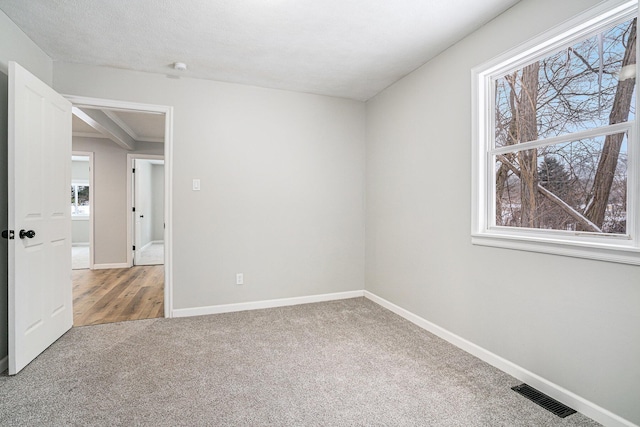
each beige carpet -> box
[0,298,600,426]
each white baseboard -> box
[0,355,7,374]
[364,291,636,427]
[172,290,365,318]
[92,263,129,270]
[72,243,89,247]
[151,240,164,245]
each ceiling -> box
[0,0,519,101]
[72,108,165,150]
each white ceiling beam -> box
[72,131,109,139]
[103,110,165,144]
[103,110,140,141]
[72,107,136,150]
[135,136,165,143]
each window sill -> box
[471,233,640,265]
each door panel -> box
[8,62,72,375]
[133,159,140,265]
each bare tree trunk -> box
[495,163,509,224]
[518,62,540,227]
[583,18,636,229]
[496,76,518,224]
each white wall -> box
[365,0,640,424]
[71,159,90,244]
[71,160,89,183]
[57,66,366,309]
[151,164,164,241]
[72,137,163,265]
[72,219,89,244]
[0,9,53,368]
[0,11,52,81]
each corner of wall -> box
[0,10,53,85]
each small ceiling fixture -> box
[173,62,187,71]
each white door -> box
[8,62,73,375]
[133,159,142,265]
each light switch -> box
[193,179,200,191]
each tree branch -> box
[496,155,603,232]
[569,48,600,74]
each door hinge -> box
[132,168,135,173]
[133,245,136,251]
[2,230,15,240]
[132,207,136,212]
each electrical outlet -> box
[236,273,244,285]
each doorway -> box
[71,152,93,270]
[67,96,173,326]
[130,156,165,267]
[7,63,173,374]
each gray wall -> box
[72,137,163,265]
[151,164,164,241]
[55,64,366,309]
[0,9,53,367]
[365,0,640,424]
[72,138,126,265]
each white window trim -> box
[471,0,640,265]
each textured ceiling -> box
[0,0,519,100]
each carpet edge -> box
[363,290,636,427]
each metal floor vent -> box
[511,384,577,418]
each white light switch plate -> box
[193,179,200,191]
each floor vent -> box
[511,384,577,418]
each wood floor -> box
[72,265,164,327]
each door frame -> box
[71,151,94,270]
[64,95,174,318]
[127,154,164,267]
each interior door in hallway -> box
[132,158,164,266]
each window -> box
[71,183,90,216]
[472,1,640,265]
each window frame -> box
[471,0,640,265]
